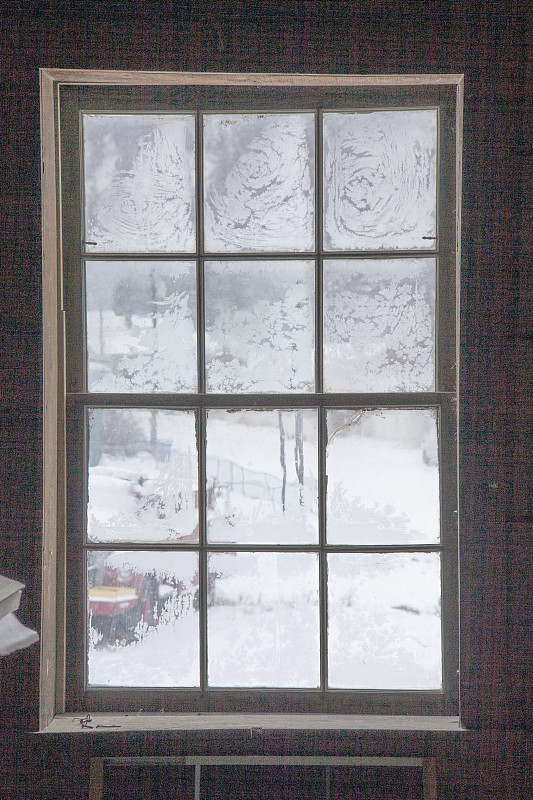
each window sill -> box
[38,712,463,734]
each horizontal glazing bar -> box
[69,392,453,408]
[84,542,442,553]
[82,249,439,260]
[77,103,443,114]
[85,686,445,697]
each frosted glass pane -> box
[326,409,440,545]
[323,110,437,250]
[205,260,315,392]
[87,550,199,686]
[86,261,197,392]
[207,552,319,687]
[206,409,318,544]
[203,113,315,252]
[324,258,435,392]
[88,408,198,543]
[328,552,442,689]
[83,114,195,253]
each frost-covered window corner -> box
[42,72,461,719]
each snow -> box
[328,552,441,689]
[326,409,440,544]
[208,552,320,688]
[87,413,441,689]
[83,109,443,692]
[206,410,318,544]
[89,597,200,687]
[88,551,440,690]
[88,408,198,543]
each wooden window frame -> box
[40,69,463,731]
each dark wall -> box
[1,1,532,797]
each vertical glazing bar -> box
[196,111,206,395]
[438,399,459,706]
[78,112,87,394]
[315,111,323,394]
[318,407,328,692]
[436,103,441,254]
[317,111,328,692]
[82,548,89,691]
[197,112,208,690]
[434,256,440,394]
[434,105,442,394]
[198,413,208,692]
[82,405,91,693]
[61,94,84,394]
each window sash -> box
[41,72,461,723]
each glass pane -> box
[328,552,442,689]
[87,550,199,686]
[205,260,315,393]
[86,261,197,392]
[206,409,318,544]
[323,258,435,392]
[207,552,319,687]
[88,408,198,543]
[83,114,195,253]
[203,113,315,252]
[326,409,439,545]
[323,110,437,251]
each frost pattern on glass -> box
[206,410,318,544]
[84,114,195,253]
[87,550,199,687]
[203,114,315,252]
[324,258,435,392]
[323,110,437,250]
[88,409,198,543]
[327,409,440,545]
[205,260,315,393]
[207,552,319,687]
[328,552,442,689]
[86,261,197,393]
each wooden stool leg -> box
[423,758,437,800]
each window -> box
[41,71,462,724]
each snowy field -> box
[89,550,440,690]
[88,410,441,690]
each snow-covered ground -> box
[88,410,441,690]
[88,408,198,543]
[327,408,439,544]
[89,593,200,687]
[89,550,440,690]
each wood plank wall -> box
[0,1,532,797]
